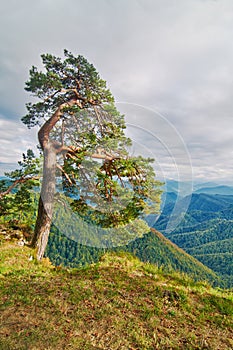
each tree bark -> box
[30,103,66,260]
[31,143,57,260]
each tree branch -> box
[90,153,113,161]
[0,176,40,199]
[38,99,81,149]
[56,164,74,185]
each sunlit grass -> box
[0,239,232,349]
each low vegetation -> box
[0,231,232,350]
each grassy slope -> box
[0,238,233,350]
[46,226,221,286]
[124,228,220,285]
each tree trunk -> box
[31,143,57,260]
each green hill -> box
[45,226,221,287]
[121,228,221,285]
[0,238,232,350]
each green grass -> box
[0,237,233,349]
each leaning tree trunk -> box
[30,102,78,260]
[31,143,57,260]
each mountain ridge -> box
[156,191,233,287]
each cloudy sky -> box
[1,0,233,184]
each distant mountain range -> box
[163,193,233,215]
[194,185,233,195]
[163,179,233,196]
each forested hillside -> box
[155,192,233,288]
[46,225,221,287]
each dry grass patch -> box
[0,244,232,349]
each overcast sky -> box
[1,0,233,184]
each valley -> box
[155,181,233,288]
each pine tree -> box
[22,50,162,260]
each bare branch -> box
[38,99,81,149]
[42,89,61,103]
[56,164,74,185]
[0,176,40,199]
[90,153,114,161]
[93,105,104,133]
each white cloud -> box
[0,117,38,165]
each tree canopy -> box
[0,150,40,226]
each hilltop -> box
[46,226,221,287]
[0,236,232,349]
